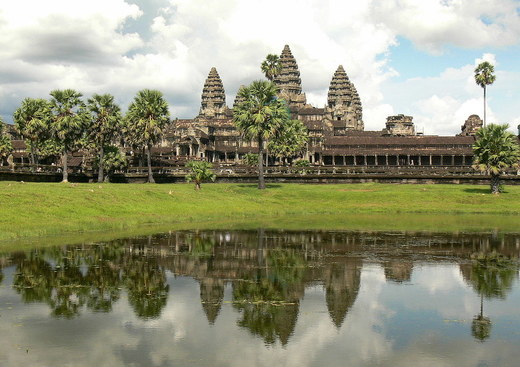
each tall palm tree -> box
[13,98,52,168]
[49,89,89,183]
[233,80,290,189]
[261,54,282,81]
[125,89,170,183]
[87,94,123,183]
[474,61,496,127]
[472,124,520,194]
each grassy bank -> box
[1,181,520,244]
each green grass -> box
[1,181,519,246]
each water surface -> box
[1,230,519,366]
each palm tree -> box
[185,160,216,190]
[86,94,123,183]
[13,98,52,168]
[472,124,520,194]
[125,89,170,183]
[474,61,496,127]
[49,89,89,182]
[233,80,290,189]
[261,54,282,81]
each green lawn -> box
[1,181,519,245]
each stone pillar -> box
[343,156,346,166]
[451,155,455,166]
[364,155,367,166]
[375,154,378,166]
[429,155,432,166]
[175,145,180,156]
[385,154,389,166]
[407,154,410,165]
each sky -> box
[0,0,519,136]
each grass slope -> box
[1,181,519,243]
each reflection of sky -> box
[1,263,520,367]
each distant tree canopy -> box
[0,119,13,161]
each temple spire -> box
[199,67,228,119]
[273,45,306,109]
[326,65,363,131]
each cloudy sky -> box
[0,0,519,135]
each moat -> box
[1,229,519,366]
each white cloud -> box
[370,0,520,54]
[0,0,519,136]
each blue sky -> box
[0,0,519,135]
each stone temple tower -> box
[273,45,307,110]
[326,65,364,131]
[198,67,228,119]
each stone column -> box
[451,155,455,166]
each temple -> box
[162,44,485,168]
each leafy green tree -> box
[94,145,127,182]
[86,94,123,183]
[13,98,52,167]
[472,124,520,194]
[267,119,308,163]
[233,80,291,189]
[261,54,282,81]
[185,160,216,190]
[243,153,259,166]
[474,61,496,127]
[125,89,170,183]
[0,120,13,165]
[49,89,89,182]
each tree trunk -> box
[147,143,155,183]
[30,144,35,170]
[490,173,500,194]
[62,150,68,183]
[483,85,487,128]
[257,136,265,189]
[195,182,201,190]
[98,145,104,183]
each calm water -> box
[1,230,519,367]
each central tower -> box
[273,45,307,110]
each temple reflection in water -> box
[1,229,519,346]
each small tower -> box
[384,114,415,136]
[326,65,364,131]
[273,45,307,110]
[458,115,483,136]
[198,67,228,119]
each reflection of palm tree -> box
[472,293,491,342]
[232,249,306,345]
[125,256,169,320]
[460,252,519,342]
